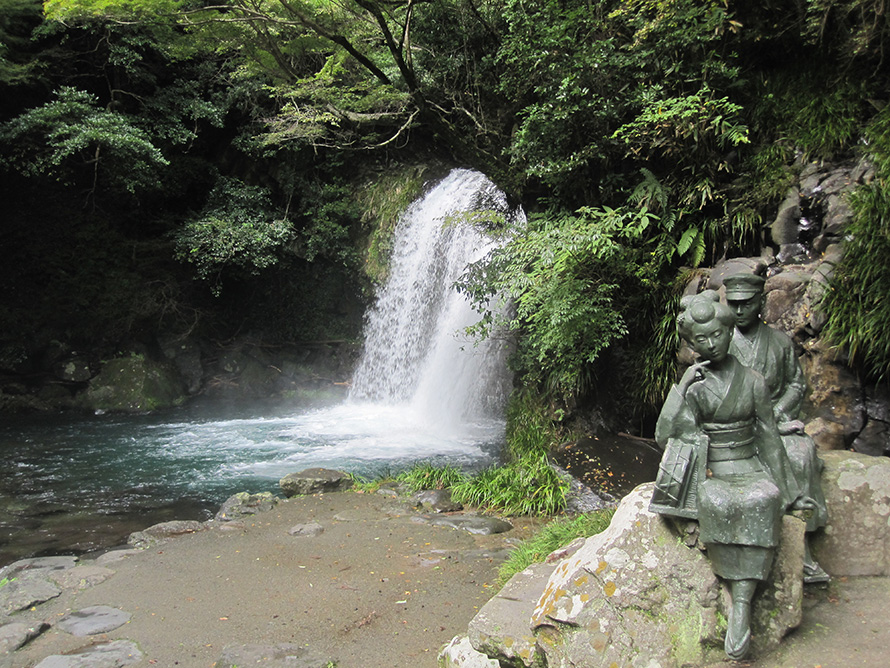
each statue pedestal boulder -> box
[443,483,806,668]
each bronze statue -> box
[724,272,829,584]
[650,291,811,660]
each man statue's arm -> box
[773,334,806,425]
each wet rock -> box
[57,606,131,636]
[215,492,280,522]
[46,565,114,591]
[0,572,62,615]
[77,355,186,413]
[127,519,207,549]
[34,639,143,667]
[852,384,890,457]
[0,556,77,580]
[812,451,890,576]
[410,489,462,513]
[213,643,331,668]
[288,522,324,537]
[279,468,353,497]
[770,189,802,245]
[0,621,49,654]
[414,514,513,535]
[439,635,500,668]
[159,337,204,395]
[801,339,865,446]
[805,417,847,451]
[53,358,92,383]
[468,562,554,666]
[852,419,890,457]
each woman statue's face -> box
[689,319,731,363]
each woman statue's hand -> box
[678,360,710,394]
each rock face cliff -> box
[694,157,887,458]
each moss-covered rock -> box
[77,354,186,413]
[355,163,446,285]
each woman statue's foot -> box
[725,600,751,661]
[804,559,830,584]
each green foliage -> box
[395,462,467,492]
[749,72,869,162]
[461,196,702,405]
[355,165,431,284]
[450,451,570,517]
[497,509,615,585]
[505,391,563,458]
[0,86,168,193]
[0,0,42,85]
[612,86,749,166]
[173,177,293,293]
[821,155,890,378]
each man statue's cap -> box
[723,273,765,299]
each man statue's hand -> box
[777,419,805,436]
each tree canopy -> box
[2,0,889,422]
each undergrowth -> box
[352,392,576,516]
[450,451,570,517]
[496,510,615,586]
[821,105,890,380]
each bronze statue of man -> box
[723,272,829,584]
[651,290,810,660]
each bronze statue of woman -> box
[651,290,810,660]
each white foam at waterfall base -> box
[0,169,520,563]
[349,168,518,433]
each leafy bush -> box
[505,391,564,458]
[0,86,168,194]
[173,177,293,293]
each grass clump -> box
[821,106,890,380]
[497,509,615,586]
[394,462,467,491]
[450,451,570,517]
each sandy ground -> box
[6,490,890,668]
[8,490,542,668]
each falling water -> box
[349,169,519,427]
[0,168,522,565]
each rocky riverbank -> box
[0,484,543,668]
[1,474,889,667]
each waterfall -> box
[349,169,520,428]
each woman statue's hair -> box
[677,290,735,343]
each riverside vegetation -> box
[2,2,890,517]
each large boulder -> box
[279,468,353,497]
[812,451,890,576]
[528,485,802,667]
[127,519,207,549]
[215,492,280,521]
[77,354,186,413]
[451,484,805,668]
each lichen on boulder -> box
[451,484,805,668]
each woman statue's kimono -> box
[650,291,809,660]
